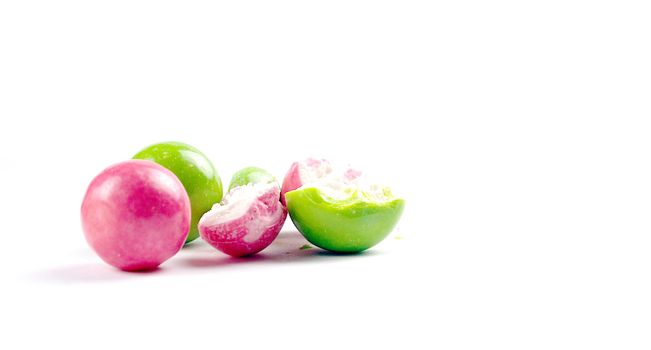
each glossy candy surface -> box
[133,142,223,244]
[229,166,276,191]
[286,187,404,253]
[81,160,191,271]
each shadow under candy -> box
[31,230,382,284]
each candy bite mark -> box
[199,182,287,257]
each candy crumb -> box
[299,244,312,250]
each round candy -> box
[133,141,223,244]
[283,159,403,253]
[81,160,191,271]
[199,182,287,257]
[229,166,276,191]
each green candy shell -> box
[229,166,276,191]
[133,141,223,244]
[286,187,404,253]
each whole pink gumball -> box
[81,160,191,271]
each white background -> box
[1,1,650,349]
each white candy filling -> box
[298,159,333,184]
[297,159,398,204]
[199,182,277,227]
[243,204,283,243]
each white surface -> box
[1,1,650,349]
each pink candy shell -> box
[81,160,191,271]
[199,186,287,257]
[280,162,302,206]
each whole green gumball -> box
[228,166,276,191]
[133,141,223,244]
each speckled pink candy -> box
[280,161,302,206]
[199,186,287,257]
[81,160,191,271]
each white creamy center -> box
[199,182,275,227]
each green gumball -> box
[133,141,223,244]
[228,166,276,191]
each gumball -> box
[81,160,191,271]
[228,166,276,191]
[133,141,223,244]
[199,182,287,257]
[283,159,403,253]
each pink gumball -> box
[81,160,191,271]
[199,183,287,257]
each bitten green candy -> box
[133,141,223,244]
[285,186,404,253]
[228,166,276,191]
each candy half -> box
[284,160,403,253]
[198,182,287,257]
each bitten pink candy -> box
[81,160,191,271]
[280,158,360,205]
[198,182,287,257]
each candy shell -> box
[283,159,403,253]
[133,141,223,244]
[81,160,191,271]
